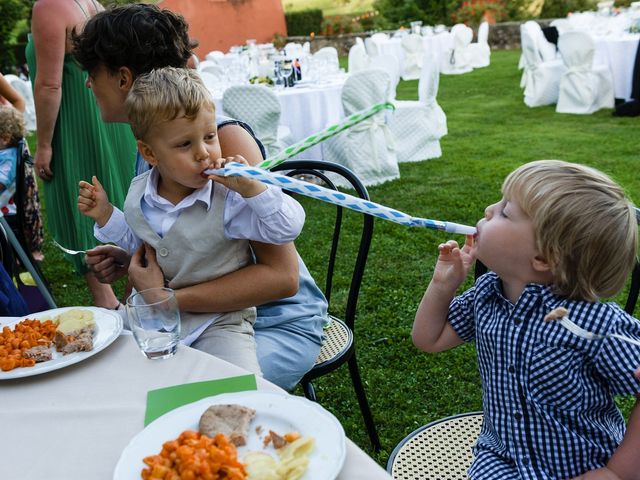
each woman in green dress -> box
[26,0,137,308]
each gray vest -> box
[124,171,255,335]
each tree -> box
[0,0,27,70]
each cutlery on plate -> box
[544,307,640,347]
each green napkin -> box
[145,374,257,426]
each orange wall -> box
[157,0,287,58]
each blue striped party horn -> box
[205,163,476,235]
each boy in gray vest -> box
[77,67,306,373]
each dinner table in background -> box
[593,33,640,100]
[0,321,391,480]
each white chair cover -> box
[364,37,381,57]
[324,70,399,186]
[205,51,225,62]
[369,54,400,101]
[348,43,370,73]
[371,32,390,42]
[468,22,491,68]
[302,42,311,55]
[550,18,572,35]
[222,85,293,156]
[389,51,447,162]
[556,31,614,114]
[284,42,304,59]
[440,24,473,74]
[313,47,340,73]
[355,37,365,48]
[401,34,424,80]
[524,21,557,62]
[3,75,36,132]
[520,26,566,107]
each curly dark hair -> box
[71,3,198,77]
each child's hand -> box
[431,235,476,289]
[77,176,113,227]
[207,155,267,198]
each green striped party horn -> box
[257,102,395,170]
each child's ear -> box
[532,255,551,273]
[118,67,134,92]
[137,140,157,167]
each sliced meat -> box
[61,329,93,354]
[23,345,53,362]
[53,330,69,351]
[269,430,286,449]
[198,404,256,446]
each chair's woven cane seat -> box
[389,412,483,480]
[314,317,352,367]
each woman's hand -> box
[34,145,53,181]
[85,245,131,284]
[128,243,166,292]
[570,467,621,480]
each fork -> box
[557,315,640,348]
[52,239,87,256]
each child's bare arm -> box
[605,396,640,480]
[207,155,266,198]
[77,175,113,227]
[412,236,475,353]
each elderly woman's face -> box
[86,65,129,123]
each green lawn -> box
[29,49,639,466]
[281,0,375,16]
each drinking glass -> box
[126,287,181,360]
[280,60,294,87]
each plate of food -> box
[0,306,123,380]
[114,390,347,480]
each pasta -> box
[141,430,246,480]
[244,436,315,480]
[0,319,57,371]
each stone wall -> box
[287,19,555,55]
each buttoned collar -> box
[143,167,213,212]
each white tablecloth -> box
[375,32,453,76]
[0,329,390,480]
[213,79,346,161]
[593,33,639,100]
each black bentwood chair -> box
[386,210,640,479]
[271,160,380,451]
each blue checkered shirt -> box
[449,272,640,479]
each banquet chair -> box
[556,31,614,114]
[401,34,424,81]
[389,50,447,162]
[520,24,566,107]
[313,47,340,74]
[3,74,36,132]
[205,50,225,62]
[348,42,370,73]
[468,21,491,69]
[440,24,473,75]
[0,139,56,312]
[222,85,293,157]
[324,70,399,187]
[271,159,380,451]
[387,219,640,479]
[369,54,401,101]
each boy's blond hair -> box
[124,67,214,140]
[503,160,637,302]
[0,106,26,146]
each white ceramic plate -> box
[114,390,346,480]
[0,306,123,380]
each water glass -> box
[126,287,180,360]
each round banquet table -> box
[0,327,391,480]
[593,33,640,100]
[213,77,346,161]
[374,32,453,76]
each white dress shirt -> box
[95,167,305,254]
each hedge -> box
[285,9,323,36]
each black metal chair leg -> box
[301,378,317,401]
[348,354,381,451]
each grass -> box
[281,0,375,16]
[29,49,639,466]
